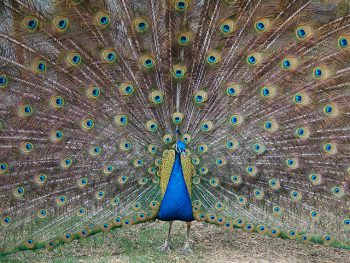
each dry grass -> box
[1,221,349,263]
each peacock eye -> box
[0,75,8,88]
[255,18,270,32]
[86,86,101,99]
[338,36,349,48]
[133,17,149,33]
[172,65,187,79]
[81,118,94,130]
[295,26,311,40]
[206,51,221,65]
[174,0,189,11]
[146,120,158,132]
[67,52,82,67]
[172,112,184,124]
[50,96,65,108]
[246,53,261,66]
[53,16,68,32]
[220,19,235,35]
[102,49,117,63]
[23,16,39,32]
[140,54,155,69]
[95,12,110,28]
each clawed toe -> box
[178,244,193,254]
[158,242,171,252]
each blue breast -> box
[157,152,193,221]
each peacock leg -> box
[178,221,193,254]
[158,221,173,252]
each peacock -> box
[0,0,350,256]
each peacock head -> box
[174,129,186,155]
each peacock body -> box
[0,0,350,254]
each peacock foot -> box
[158,242,171,253]
[177,244,193,254]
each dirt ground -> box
[1,221,350,263]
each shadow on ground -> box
[1,221,349,263]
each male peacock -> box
[0,0,350,255]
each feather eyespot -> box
[181,133,191,144]
[231,175,242,186]
[226,138,238,150]
[281,57,297,70]
[81,118,94,130]
[246,165,257,177]
[252,142,266,154]
[37,209,48,219]
[323,142,337,155]
[172,112,184,124]
[50,130,64,142]
[53,16,68,32]
[119,82,135,96]
[66,52,81,67]
[120,140,132,151]
[206,51,221,66]
[193,90,208,105]
[338,35,349,49]
[23,16,39,32]
[197,144,208,154]
[0,75,8,88]
[21,142,33,154]
[102,49,117,63]
[229,114,243,127]
[323,103,339,118]
[77,177,88,188]
[309,173,322,185]
[295,26,311,40]
[255,18,270,32]
[133,17,150,33]
[269,178,281,190]
[246,52,261,66]
[260,85,276,99]
[174,0,189,12]
[293,92,309,105]
[1,216,12,226]
[103,165,114,175]
[0,163,8,174]
[114,114,128,126]
[177,31,191,45]
[226,83,240,97]
[313,66,329,80]
[237,197,247,207]
[13,186,25,198]
[216,158,226,166]
[32,60,47,73]
[95,12,110,28]
[163,134,173,144]
[61,158,73,168]
[286,157,299,169]
[86,86,101,99]
[257,225,268,235]
[35,174,47,186]
[295,127,310,139]
[220,19,235,35]
[56,195,67,206]
[50,96,64,108]
[140,55,155,69]
[95,191,105,200]
[332,186,345,198]
[89,146,102,156]
[146,120,158,132]
[24,239,35,249]
[172,64,187,79]
[200,120,213,132]
[149,90,164,104]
